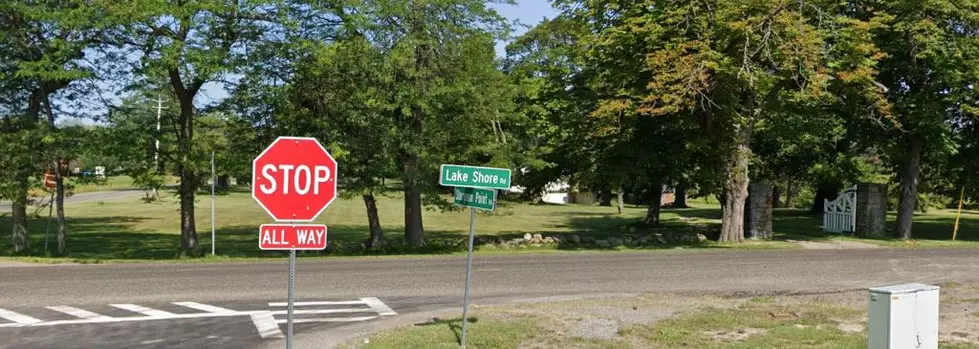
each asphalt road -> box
[2,248,978,348]
[0,190,144,214]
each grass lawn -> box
[343,286,979,349]
[0,189,976,262]
[27,175,180,197]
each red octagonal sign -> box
[252,136,338,222]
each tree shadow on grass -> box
[414,316,477,344]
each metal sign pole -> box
[211,151,216,256]
[286,249,296,349]
[460,207,477,348]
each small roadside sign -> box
[439,164,512,190]
[454,187,496,211]
[259,224,328,251]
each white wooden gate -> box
[823,185,857,233]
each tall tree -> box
[560,0,890,241]
[0,1,101,254]
[287,37,398,250]
[100,1,294,255]
[855,0,979,239]
[357,0,512,246]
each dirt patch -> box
[790,239,882,249]
[705,327,766,341]
[571,318,618,340]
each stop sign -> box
[252,136,338,222]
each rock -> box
[638,236,650,245]
[583,236,597,244]
[550,236,561,243]
[494,237,505,245]
[543,237,555,244]
[624,237,634,246]
[510,238,525,245]
[568,235,582,244]
[608,238,623,247]
[697,234,708,242]
[655,234,667,245]
[523,233,533,240]
[532,233,544,243]
[595,240,611,248]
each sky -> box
[194,1,560,105]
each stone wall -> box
[744,181,774,240]
[856,183,888,238]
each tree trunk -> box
[404,182,425,246]
[54,161,67,255]
[771,185,783,208]
[719,141,750,242]
[10,187,29,253]
[673,186,689,208]
[599,189,612,206]
[895,137,923,239]
[364,194,385,250]
[809,187,838,214]
[616,188,624,214]
[785,181,797,208]
[178,164,199,254]
[644,182,663,225]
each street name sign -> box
[453,187,496,211]
[259,224,328,250]
[252,136,338,222]
[439,164,512,190]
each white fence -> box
[823,185,857,233]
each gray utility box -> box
[868,283,940,349]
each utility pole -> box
[155,95,165,171]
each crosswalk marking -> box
[109,304,175,317]
[172,302,235,314]
[269,308,375,316]
[275,316,379,324]
[0,309,41,325]
[362,297,398,316]
[268,300,366,307]
[250,312,285,339]
[45,306,111,320]
[0,297,398,333]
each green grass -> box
[344,300,978,349]
[1,189,976,262]
[345,317,541,349]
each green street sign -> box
[439,164,512,190]
[454,187,496,211]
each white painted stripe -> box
[140,339,164,345]
[362,297,398,316]
[269,308,375,315]
[268,300,366,307]
[250,312,284,339]
[0,308,41,325]
[45,306,111,320]
[172,302,235,314]
[109,304,175,317]
[274,316,379,324]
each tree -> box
[855,1,979,239]
[0,1,101,254]
[355,0,512,246]
[560,0,889,241]
[100,1,295,255]
[287,37,398,250]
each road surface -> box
[1,248,978,348]
[0,190,145,214]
